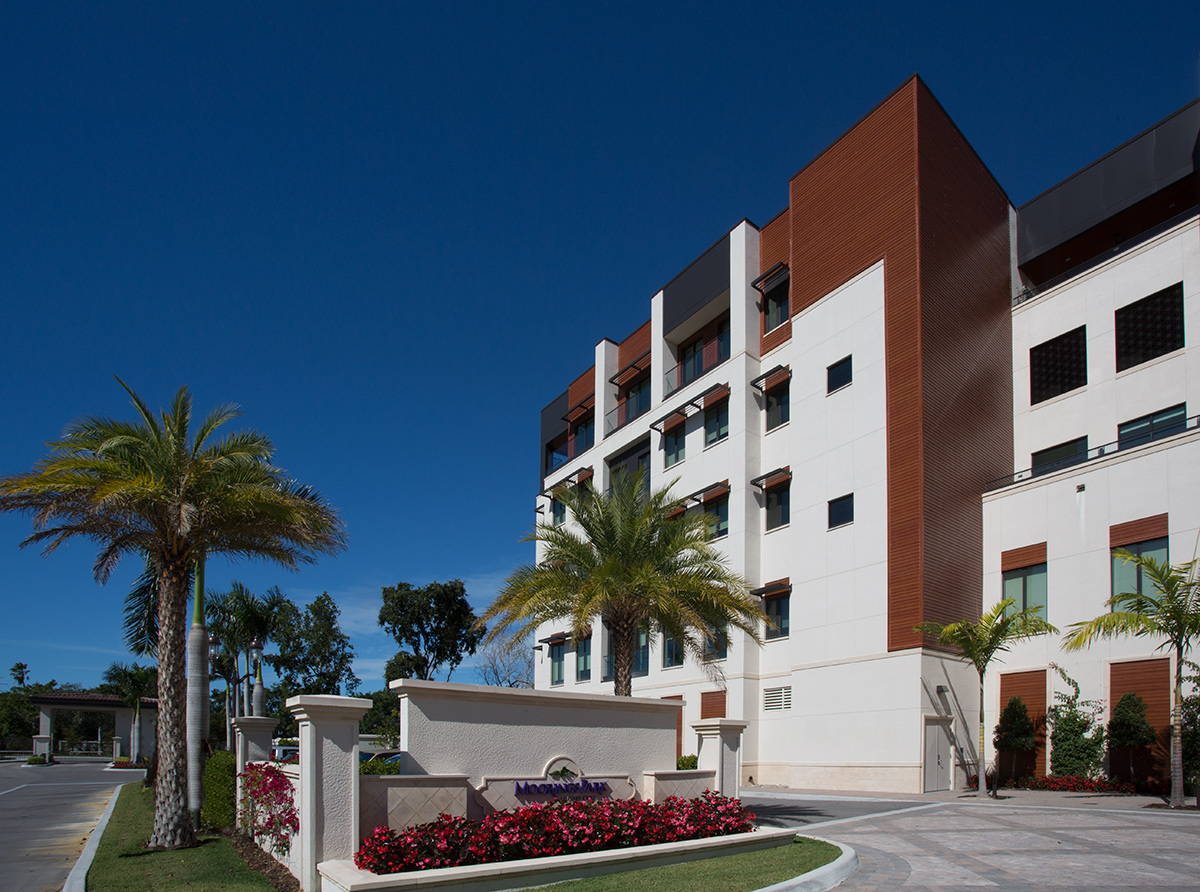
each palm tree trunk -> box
[150,565,198,848]
[225,684,234,751]
[243,652,252,717]
[1171,645,1184,807]
[132,706,141,763]
[610,620,636,697]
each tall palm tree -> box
[482,470,763,696]
[916,599,1057,798]
[0,380,345,848]
[102,662,157,762]
[1063,553,1200,808]
[209,581,290,716]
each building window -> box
[633,627,649,677]
[764,283,789,333]
[766,483,790,530]
[664,425,686,467]
[1113,537,1169,601]
[765,592,789,639]
[763,686,792,711]
[1118,404,1187,450]
[679,338,704,387]
[827,355,852,393]
[1031,436,1088,476]
[545,432,568,473]
[1115,283,1184,372]
[766,381,790,430]
[1030,326,1087,404]
[706,495,729,539]
[662,633,684,668]
[575,636,591,681]
[608,440,651,494]
[549,640,564,686]
[1002,563,1048,619]
[717,318,731,362]
[702,624,727,661]
[624,376,651,424]
[551,498,566,526]
[828,493,853,529]
[571,415,595,456]
[704,400,729,446]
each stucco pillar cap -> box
[232,716,278,732]
[286,694,372,723]
[691,719,749,735]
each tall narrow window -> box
[1030,326,1087,404]
[702,624,727,661]
[662,634,684,668]
[575,636,591,682]
[1115,283,1184,372]
[679,338,704,387]
[1002,563,1048,618]
[828,493,853,529]
[705,400,729,446]
[549,640,564,686]
[764,283,789,333]
[1118,404,1186,449]
[551,498,566,526]
[766,381,790,430]
[624,376,651,423]
[827,356,852,393]
[716,318,731,363]
[766,483,790,530]
[765,592,790,639]
[571,414,595,455]
[706,495,729,539]
[664,424,686,467]
[633,627,649,677]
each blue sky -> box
[2,2,1197,693]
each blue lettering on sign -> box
[514,779,610,796]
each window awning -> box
[564,395,596,423]
[687,382,730,410]
[751,467,791,490]
[650,406,690,433]
[751,262,790,295]
[751,577,792,598]
[610,350,652,387]
[751,364,791,392]
[701,480,730,502]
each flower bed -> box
[111,757,148,769]
[968,773,1136,794]
[355,792,753,875]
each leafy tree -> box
[1181,664,1200,799]
[100,662,157,762]
[1063,553,1200,807]
[476,630,535,688]
[482,470,762,696]
[0,380,345,847]
[269,592,360,695]
[993,696,1036,784]
[1046,663,1105,777]
[916,597,1057,798]
[1107,692,1157,786]
[358,689,402,748]
[378,579,485,682]
[10,663,29,687]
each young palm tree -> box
[917,599,1057,798]
[102,662,157,762]
[482,470,763,696]
[0,380,345,848]
[210,581,290,715]
[1063,553,1200,807]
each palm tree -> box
[209,581,290,716]
[102,662,157,762]
[482,470,763,696]
[0,380,345,848]
[917,599,1057,798]
[10,663,29,687]
[1063,553,1200,807]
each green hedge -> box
[202,750,237,829]
[676,754,698,770]
[360,758,406,775]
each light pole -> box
[250,638,265,718]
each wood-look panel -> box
[1001,542,1047,572]
[662,695,684,758]
[568,366,595,406]
[699,690,726,719]
[915,82,1015,644]
[761,318,791,354]
[1110,514,1169,548]
[1110,658,1171,784]
[760,209,790,271]
[999,669,1047,778]
[618,320,652,368]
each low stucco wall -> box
[391,679,679,792]
[643,770,717,803]
[360,774,473,840]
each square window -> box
[664,425,686,467]
[575,636,591,681]
[1112,537,1168,602]
[1031,436,1088,476]
[766,484,790,530]
[1118,404,1186,450]
[706,495,729,539]
[1030,326,1087,404]
[828,493,853,528]
[827,355,852,393]
[549,640,564,686]
[1001,563,1048,619]
[1115,283,1184,372]
[764,283,789,333]
[551,498,566,526]
[765,593,790,639]
[662,633,684,668]
[705,400,729,446]
[766,382,790,430]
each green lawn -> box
[87,784,272,891]
[515,837,841,892]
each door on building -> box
[923,718,952,792]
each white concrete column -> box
[32,736,51,760]
[38,708,52,737]
[111,737,123,761]
[288,694,372,892]
[692,718,748,798]
[595,338,619,454]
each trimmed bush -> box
[201,750,237,829]
[360,758,405,775]
[676,754,698,770]
[1022,774,1134,794]
[26,755,47,765]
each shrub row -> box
[355,791,754,875]
[967,773,1136,794]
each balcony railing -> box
[986,412,1199,491]
[663,340,731,398]
[605,396,651,435]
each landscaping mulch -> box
[224,830,300,892]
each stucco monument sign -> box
[477,756,635,812]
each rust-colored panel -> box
[568,366,595,407]
[763,366,791,391]
[1001,543,1048,573]
[662,411,686,432]
[702,480,730,502]
[1110,514,1169,548]
[618,320,652,368]
[703,385,730,407]
[761,318,791,354]
[662,695,684,759]
[699,690,726,719]
[999,669,1047,777]
[1110,658,1171,784]
[760,209,790,272]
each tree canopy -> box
[378,579,485,682]
[269,592,360,696]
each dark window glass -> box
[1030,326,1087,404]
[828,493,854,528]
[679,339,704,387]
[551,498,566,526]
[571,415,594,455]
[706,495,729,539]
[662,634,684,668]
[545,433,568,473]
[1031,436,1088,476]
[765,593,790,639]
[827,356,853,393]
[664,425,685,467]
[702,624,727,661]
[767,484,790,530]
[1118,404,1187,450]
[704,400,729,446]
[764,283,789,332]
[607,440,651,494]
[575,636,591,681]
[633,627,649,677]
[1002,563,1048,619]
[549,641,564,686]
[717,319,731,363]
[625,377,651,422]
[1112,537,1169,603]
[1115,283,1184,372]
[766,382,790,430]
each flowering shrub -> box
[26,755,47,765]
[1022,774,1135,794]
[355,792,754,875]
[239,762,300,858]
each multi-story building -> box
[533,74,1199,793]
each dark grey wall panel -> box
[663,234,731,337]
[540,389,569,484]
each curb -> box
[754,837,859,892]
[63,782,125,892]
